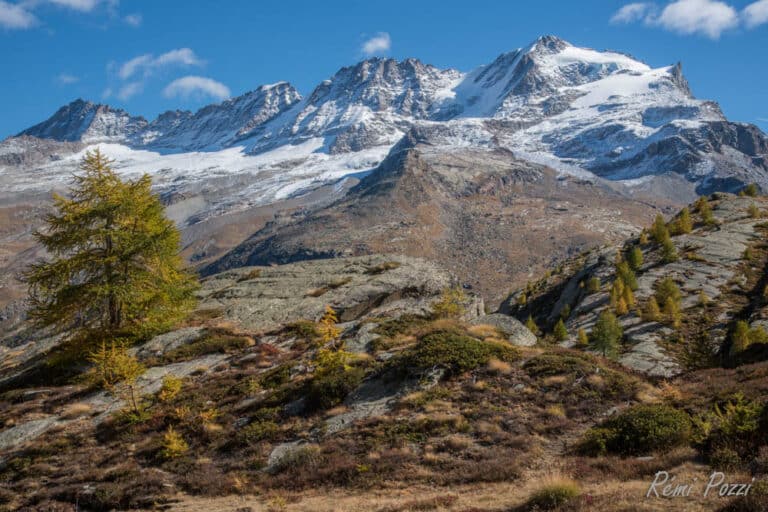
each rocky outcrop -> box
[197,254,454,331]
[506,193,768,377]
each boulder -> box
[470,313,537,346]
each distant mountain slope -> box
[202,132,675,304]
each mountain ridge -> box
[9,34,766,200]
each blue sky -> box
[1,0,767,138]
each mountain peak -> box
[529,34,571,53]
[18,98,147,143]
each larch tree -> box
[589,310,623,358]
[25,149,198,351]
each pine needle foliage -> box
[589,310,623,358]
[318,305,342,346]
[553,318,568,341]
[24,149,198,348]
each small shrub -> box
[401,331,519,377]
[578,404,691,456]
[158,375,183,402]
[524,477,581,511]
[709,447,743,471]
[728,321,768,354]
[748,203,761,219]
[696,197,717,226]
[523,353,593,378]
[305,350,365,411]
[268,444,322,474]
[697,393,764,464]
[432,287,467,319]
[162,329,251,362]
[238,420,279,445]
[586,277,601,294]
[742,183,760,197]
[88,340,145,416]
[160,427,189,459]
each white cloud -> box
[611,2,654,23]
[56,72,78,84]
[124,12,141,26]
[611,0,746,38]
[0,1,37,29]
[118,48,203,80]
[46,0,100,11]
[743,0,768,28]
[655,0,738,38]
[116,81,143,100]
[118,54,152,79]
[163,76,230,101]
[361,32,391,56]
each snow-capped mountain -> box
[277,57,461,154]
[19,99,148,144]
[139,82,302,151]
[4,35,768,216]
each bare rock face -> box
[197,254,454,332]
[505,193,768,377]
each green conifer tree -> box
[589,310,623,358]
[651,214,668,244]
[627,246,643,271]
[553,318,568,341]
[525,315,540,336]
[24,149,198,350]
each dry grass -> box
[59,402,92,419]
[487,358,513,374]
[524,474,581,510]
[467,324,501,339]
[544,404,566,418]
[542,375,568,387]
